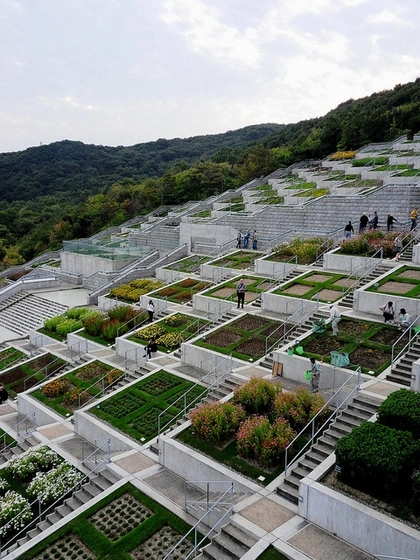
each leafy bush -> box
[335,422,420,499]
[237,416,296,467]
[109,279,163,302]
[413,470,420,515]
[233,378,280,415]
[108,305,133,322]
[55,318,83,336]
[0,491,32,536]
[273,387,327,430]
[340,231,403,258]
[136,324,166,340]
[271,237,327,265]
[26,462,83,504]
[63,387,86,407]
[163,313,189,327]
[5,446,63,479]
[82,312,106,336]
[101,319,125,341]
[190,402,246,447]
[43,308,92,334]
[377,388,420,439]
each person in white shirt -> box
[328,304,341,336]
[379,301,394,323]
[146,300,154,323]
[395,308,410,331]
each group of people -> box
[236,230,257,250]
[379,302,411,330]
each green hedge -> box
[377,389,420,439]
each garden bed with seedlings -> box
[90,370,207,443]
[366,265,420,297]
[194,314,289,361]
[23,483,201,560]
[210,250,262,269]
[0,347,25,372]
[164,254,210,273]
[31,361,124,416]
[273,271,350,303]
[298,318,407,374]
[149,277,212,304]
[265,237,331,265]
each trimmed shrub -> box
[377,388,420,439]
[273,387,327,430]
[232,378,280,415]
[237,416,296,467]
[190,402,246,447]
[335,422,420,499]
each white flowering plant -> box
[5,446,63,480]
[27,462,84,505]
[0,491,33,537]
[0,478,10,493]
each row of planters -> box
[195,314,286,361]
[273,270,347,302]
[91,371,207,443]
[0,446,83,540]
[0,353,67,399]
[266,237,330,265]
[180,378,327,484]
[339,230,408,258]
[22,483,201,560]
[128,313,210,351]
[108,278,163,303]
[32,361,124,416]
[335,388,420,521]
[41,306,148,344]
[148,277,212,304]
[210,251,262,269]
[297,318,406,374]
[367,265,420,298]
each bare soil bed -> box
[349,347,389,370]
[378,281,414,294]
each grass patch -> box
[273,271,348,302]
[0,347,25,371]
[257,546,290,560]
[351,156,388,167]
[148,278,212,304]
[366,265,420,297]
[164,254,210,273]
[91,371,207,443]
[205,276,268,304]
[210,251,262,270]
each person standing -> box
[236,230,242,249]
[359,213,369,233]
[243,230,251,249]
[309,357,321,393]
[236,278,247,309]
[410,207,418,231]
[394,235,402,261]
[328,303,341,336]
[146,300,155,323]
[344,221,354,238]
[252,230,258,250]
[386,214,398,231]
[0,384,9,404]
[379,301,394,323]
[371,211,379,230]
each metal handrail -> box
[163,484,234,560]
[265,294,320,355]
[284,367,362,476]
[0,350,25,372]
[157,355,233,437]
[391,314,420,366]
[77,367,126,409]
[341,247,383,298]
[115,311,149,339]
[374,556,417,560]
[0,440,111,555]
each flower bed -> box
[164,254,210,273]
[108,278,163,302]
[0,353,67,398]
[91,371,207,443]
[31,361,124,416]
[266,237,329,265]
[128,313,209,351]
[0,347,25,371]
[210,251,262,269]
[23,483,199,560]
[149,278,212,304]
[195,314,291,361]
[298,318,407,373]
[339,230,407,258]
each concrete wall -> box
[299,476,420,558]
[181,341,245,373]
[61,251,136,277]
[179,222,237,252]
[67,332,106,354]
[261,292,324,317]
[74,407,134,452]
[18,392,65,427]
[192,292,237,316]
[0,277,60,304]
[323,249,378,276]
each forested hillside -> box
[1,78,420,269]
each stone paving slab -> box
[240,496,295,532]
[38,423,73,440]
[114,451,156,474]
[288,524,373,560]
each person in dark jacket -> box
[344,221,354,238]
[0,384,9,404]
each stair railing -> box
[115,311,149,339]
[0,350,26,372]
[162,483,234,560]
[341,246,383,298]
[123,346,146,374]
[78,367,127,409]
[16,412,36,438]
[176,318,209,345]
[265,294,320,355]
[374,555,417,560]
[397,223,420,259]
[0,439,111,555]
[284,368,362,477]
[391,314,420,367]
[206,294,235,322]
[23,355,69,391]
[157,355,233,437]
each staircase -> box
[0,435,39,465]
[276,393,382,504]
[251,268,303,308]
[198,522,257,559]
[339,262,393,309]
[386,335,420,387]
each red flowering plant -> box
[189,402,246,448]
[237,416,296,468]
[273,387,327,431]
[232,377,280,415]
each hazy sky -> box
[1,0,419,153]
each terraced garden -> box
[148,277,212,304]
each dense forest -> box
[1,78,420,269]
